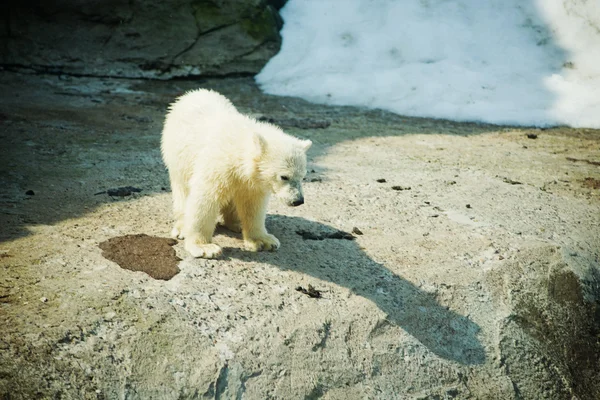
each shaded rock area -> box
[99,234,181,280]
[0,0,285,79]
[0,72,599,399]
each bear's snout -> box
[290,198,304,207]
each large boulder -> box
[0,0,285,79]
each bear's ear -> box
[300,139,312,152]
[253,133,268,156]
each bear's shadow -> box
[224,214,486,366]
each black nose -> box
[291,198,304,207]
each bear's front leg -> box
[182,189,222,259]
[236,195,280,252]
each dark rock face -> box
[0,0,285,79]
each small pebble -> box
[25,190,35,196]
[104,311,116,321]
[352,227,363,235]
[376,178,386,183]
[173,298,186,307]
[466,204,472,208]
[40,297,48,303]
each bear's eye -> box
[280,175,290,181]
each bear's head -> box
[253,131,312,207]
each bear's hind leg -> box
[182,187,222,258]
[235,195,280,252]
[169,176,187,240]
[219,202,242,233]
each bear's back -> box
[170,89,237,118]
[163,89,241,143]
[161,89,256,174]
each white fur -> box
[161,89,312,258]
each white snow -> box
[256,0,600,128]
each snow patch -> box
[257,0,600,128]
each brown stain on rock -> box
[582,177,600,189]
[99,234,181,280]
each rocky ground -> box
[0,71,599,399]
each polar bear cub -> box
[161,89,312,258]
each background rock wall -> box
[0,0,285,79]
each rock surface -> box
[0,72,599,399]
[0,0,284,79]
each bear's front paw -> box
[185,242,222,259]
[171,227,185,240]
[244,234,280,252]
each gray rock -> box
[0,0,283,79]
